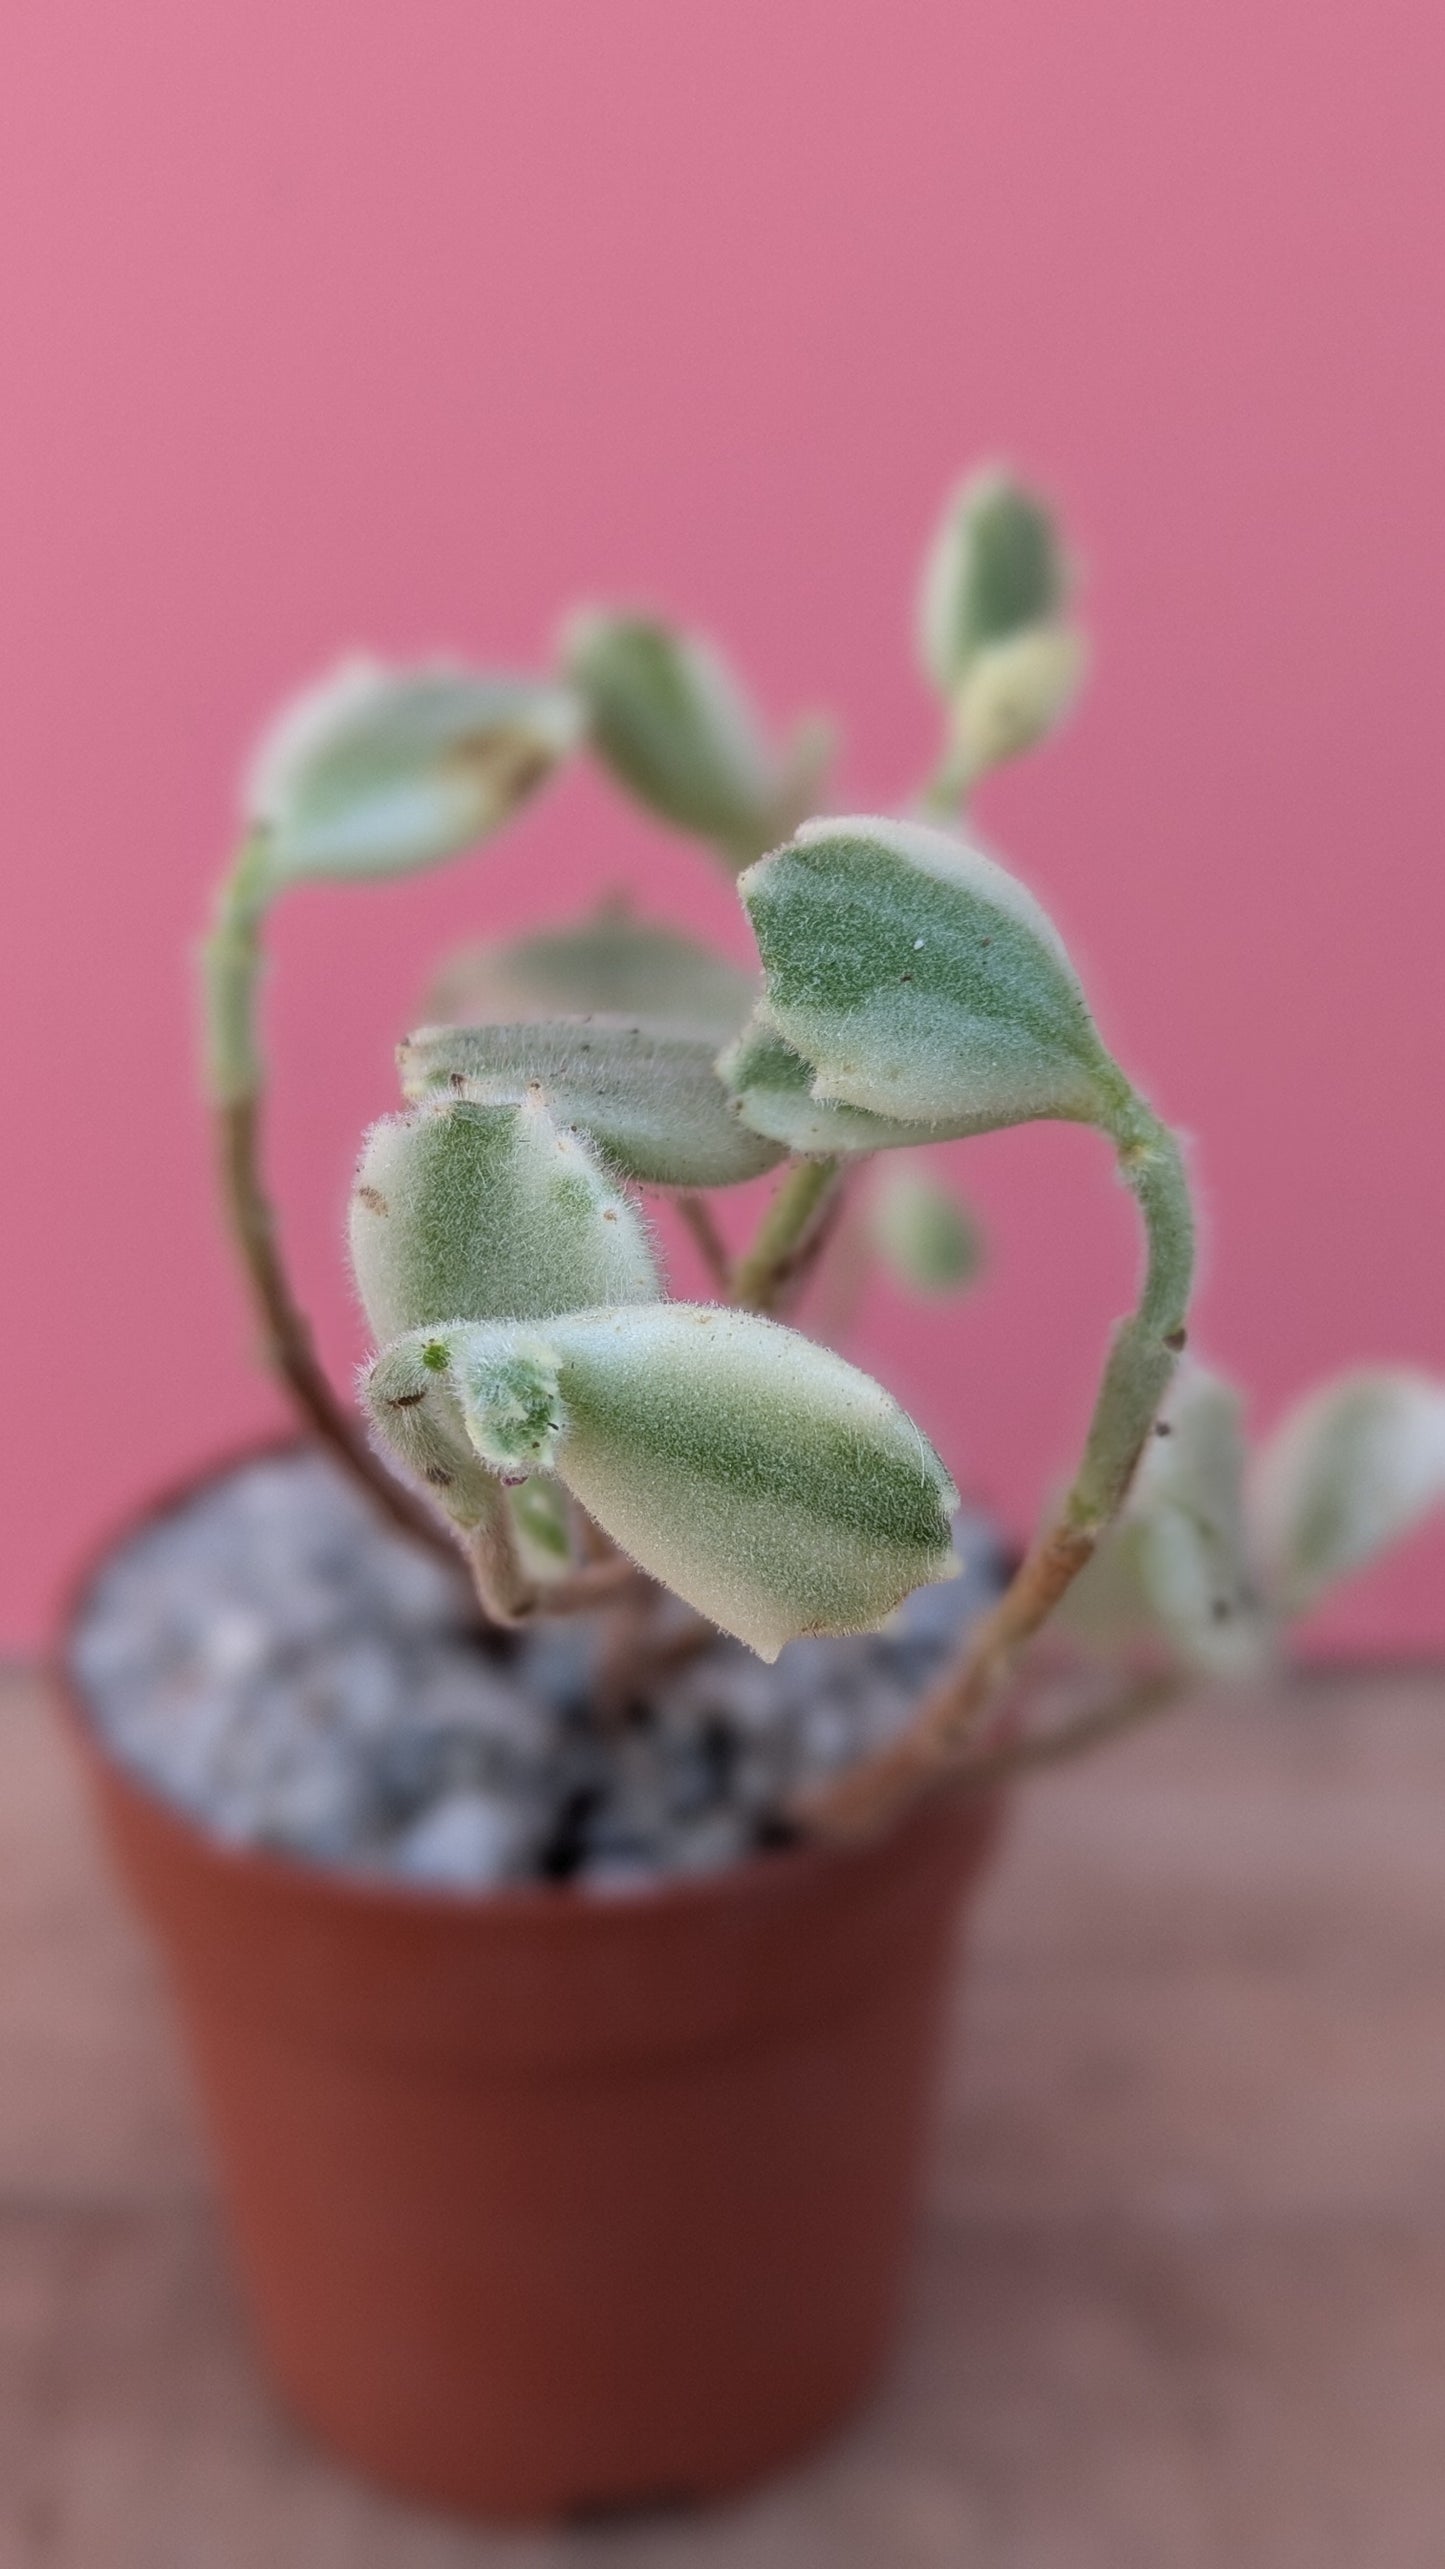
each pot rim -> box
[55,1431,992,1932]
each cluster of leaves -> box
[1066,1364,1445,1679]
[206,465,1445,1760]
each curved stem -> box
[732,1157,841,1312]
[801,1099,1194,1840]
[202,845,463,1569]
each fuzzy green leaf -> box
[398,1020,785,1189]
[1132,1369,1269,1674]
[348,1091,658,1347]
[953,624,1084,777]
[247,660,580,888]
[422,897,758,1044]
[507,1475,575,1573]
[405,1305,960,1659]
[1060,1367,1269,1675]
[717,1015,947,1156]
[562,611,810,868]
[1251,1369,1445,1615]
[362,1337,504,1531]
[739,816,1122,1133]
[870,1167,984,1297]
[918,470,1068,695]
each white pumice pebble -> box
[72,1450,1004,1889]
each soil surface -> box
[69,1448,1005,1889]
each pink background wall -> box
[4,2,1443,1652]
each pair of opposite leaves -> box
[353,815,1140,1659]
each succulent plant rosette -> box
[198,471,1445,1846]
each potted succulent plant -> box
[62,471,1445,2522]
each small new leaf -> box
[562,611,808,868]
[399,1020,785,1189]
[362,1337,502,1531]
[348,1091,657,1346]
[719,1015,951,1157]
[423,896,757,1044]
[870,1167,984,1297]
[247,660,580,888]
[435,1305,960,1658]
[918,470,1068,695]
[1133,1369,1269,1675]
[1060,1366,1270,1676]
[740,816,1123,1133]
[1251,1369,1445,1615]
[953,625,1085,779]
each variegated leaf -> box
[718,1013,959,1156]
[400,1305,960,1659]
[398,1020,785,1189]
[247,660,580,888]
[739,816,1123,1133]
[348,1090,657,1346]
[422,897,757,1044]
[918,469,1068,695]
[562,610,807,868]
[1251,1369,1445,1615]
[870,1166,984,1297]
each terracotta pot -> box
[60,1457,1006,2523]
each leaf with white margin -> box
[1251,1369,1445,1615]
[398,1020,785,1189]
[391,1305,960,1659]
[870,1166,984,1297]
[246,660,580,888]
[918,469,1067,695]
[362,1336,503,1531]
[953,625,1085,776]
[349,1090,657,1347]
[1131,1367,1270,1675]
[562,610,805,867]
[718,1013,964,1156]
[739,816,1124,1133]
[1059,1367,1270,1676]
[423,896,758,1044]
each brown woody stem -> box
[203,843,467,1573]
[214,1095,458,1560]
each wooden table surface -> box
[3,1662,1443,2568]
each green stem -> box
[462,1482,538,1623]
[802,1091,1194,1841]
[920,739,976,820]
[201,840,464,1568]
[731,1157,841,1312]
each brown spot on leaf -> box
[384,1389,426,1409]
[1164,1327,1188,1352]
[423,1465,454,1487]
[355,1186,389,1216]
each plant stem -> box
[462,1482,539,1622]
[953,1668,1184,1791]
[732,1158,841,1312]
[202,844,463,1568]
[801,1097,1194,1840]
[675,1192,732,1293]
[919,742,975,819]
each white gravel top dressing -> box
[70,1450,1004,1892]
